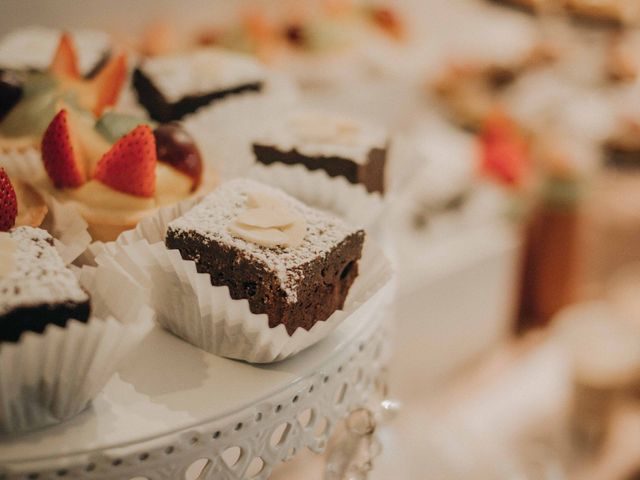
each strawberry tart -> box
[36,108,214,241]
[0,33,126,151]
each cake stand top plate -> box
[0,282,391,480]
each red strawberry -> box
[94,125,156,197]
[90,53,127,116]
[0,168,17,231]
[41,109,86,188]
[50,33,80,79]
[479,111,529,187]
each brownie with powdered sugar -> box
[0,227,90,342]
[165,179,364,335]
[252,111,388,194]
[133,48,265,122]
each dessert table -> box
[0,278,393,480]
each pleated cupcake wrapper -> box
[247,162,386,230]
[0,148,92,264]
[0,265,152,434]
[96,198,393,363]
[182,73,298,181]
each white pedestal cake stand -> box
[0,285,392,480]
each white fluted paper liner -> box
[182,73,298,181]
[96,198,393,363]
[248,162,385,230]
[0,148,92,264]
[0,264,152,434]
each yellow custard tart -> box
[37,109,216,241]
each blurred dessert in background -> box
[391,113,519,258]
[604,117,640,169]
[607,30,640,83]
[195,1,406,60]
[577,117,640,298]
[0,33,127,151]
[488,0,559,14]
[431,42,555,130]
[490,0,640,25]
[412,126,508,231]
[190,1,408,90]
[133,47,266,122]
[565,0,640,26]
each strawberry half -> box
[479,111,529,187]
[94,125,156,197]
[0,168,17,231]
[50,32,80,80]
[41,109,87,188]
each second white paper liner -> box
[0,148,92,264]
[98,198,393,363]
[0,262,152,434]
[247,162,385,230]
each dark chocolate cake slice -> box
[0,227,90,342]
[165,179,365,335]
[252,111,388,194]
[133,48,265,122]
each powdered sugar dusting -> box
[166,179,363,303]
[0,227,89,316]
[141,48,266,103]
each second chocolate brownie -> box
[252,111,388,194]
[133,48,266,122]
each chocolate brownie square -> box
[165,179,365,335]
[133,48,265,122]
[252,111,388,194]
[0,227,90,343]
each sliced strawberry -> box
[90,53,127,116]
[50,33,80,79]
[41,109,86,188]
[94,125,156,197]
[0,167,17,231]
[479,112,529,187]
